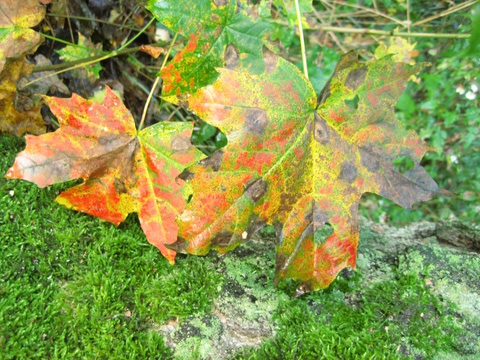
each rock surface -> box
[157,218,480,359]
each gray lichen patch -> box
[158,238,288,359]
[157,218,480,359]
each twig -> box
[21,18,157,88]
[313,25,470,39]
[47,13,142,31]
[30,45,164,73]
[412,0,479,27]
[318,0,405,27]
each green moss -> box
[0,133,221,358]
[236,271,462,359]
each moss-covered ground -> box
[1,132,479,359]
[0,134,221,359]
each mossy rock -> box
[159,218,480,359]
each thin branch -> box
[30,45,165,73]
[318,0,405,27]
[47,13,142,31]
[412,0,479,27]
[313,25,471,39]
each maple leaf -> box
[170,50,448,293]
[147,0,274,96]
[0,0,45,73]
[0,56,45,136]
[375,37,419,65]
[5,87,205,263]
[56,33,104,80]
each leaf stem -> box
[21,18,156,89]
[118,18,155,52]
[316,25,471,39]
[294,0,309,80]
[41,32,106,52]
[138,32,178,131]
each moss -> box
[0,133,220,358]
[2,131,478,359]
[236,270,462,359]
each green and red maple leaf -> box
[5,87,205,263]
[166,50,448,292]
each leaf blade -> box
[5,87,205,262]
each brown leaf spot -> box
[275,252,287,273]
[178,169,194,182]
[199,150,224,172]
[317,86,331,106]
[244,109,269,136]
[345,65,367,91]
[263,47,278,74]
[225,44,239,70]
[213,0,228,6]
[213,26,223,39]
[335,51,361,72]
[244,178,268,203]
[339,162,357,183]
[167,237,187,252]
[114,177,127,194]
[171,136,191,153]
[360,149,380,172]
[211,231,234,248]
[313,113,330,145]
[312,207,329,228]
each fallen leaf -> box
[5,87,205,262]
[171,51,448,292]
[18,54,70,95]
[139,44,166,59]
[0,0,45,73]
[0,56,45,136]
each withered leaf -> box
[170,51,447,292]
[0,56,45,136]
[0,0,45,73]
[5,87,205,262]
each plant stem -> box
[41,32,105,51]
[21,18,157,89]
[294,0,309,80]
[316,25,471,39]
[47,13,142,31]
[31,45,164,73]
[118,18,155,51]
[138,32,178,131]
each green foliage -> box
[1,0,478,357]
